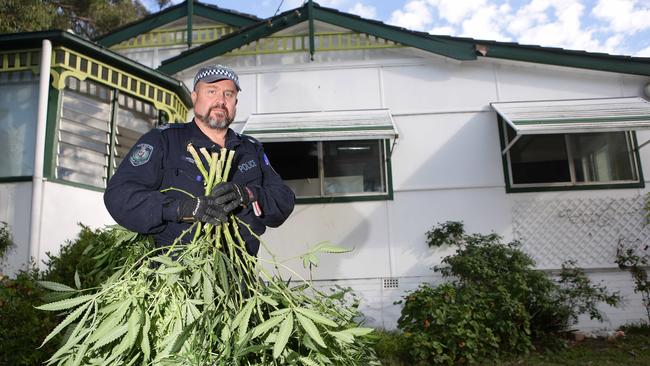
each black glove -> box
[177,195,240,225]
[211,182,252,208]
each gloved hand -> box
[211,182,253,208]
[177,195,239,225]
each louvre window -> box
[57,77,157,188]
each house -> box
[1,0,649,330]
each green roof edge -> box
[0,30,191,107]
[95,1,260,48]
[475,41,650,77]
[157,3,477,74]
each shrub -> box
[0,267,60,366]
[616,239,650,323]
[0,225,122,365]
[397,221,621,365]
[0,221,14,262]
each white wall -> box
[188,47,650,330]
[33,181,115,267]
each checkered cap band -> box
[193,64,241,91]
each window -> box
[56,77,158,188]
[242,109,397,201]
[263,139,389,199]
[503,122,641,189]
[0,71,38,179]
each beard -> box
[197,106,234,130]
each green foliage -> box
[0,221,14,262]
[0,225,129,365]
[371,330,410,365]
[616,240,650,323]
[0,0,149,38]
[38,147,379,365]
[397,221,621,365]
[0,267,61,366]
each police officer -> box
[104,65,295,255]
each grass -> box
[375,325,650,366]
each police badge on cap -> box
[193,64,241,91]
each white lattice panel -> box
[513,195,650,269]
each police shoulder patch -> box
[129,143,154,166]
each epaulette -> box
[156,123,186,131]
[238,132,262,146]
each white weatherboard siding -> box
[0,183,32,276]
[36,182,115,264]
[189,46,650,330]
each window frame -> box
[264,139,394,204]
[497,116,645,193]
[43,77,162,191]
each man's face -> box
[191,79,238,130]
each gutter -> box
[29,39,52,266]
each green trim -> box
[246,125,395,135]
[158,3,476,74]
[313,7,475,61]
[107,89,119,179]
[632,131,645,184]
[0,49,41,74]
[480,42,650,77]
[43,83,61,179]
[51,46,188,122]
[296,194,391,204]
[96,6,186,47]
[0,31,191,107]
[294,139,393,204]
[193,2,260,27]
[187,0,193,49]
[47,178,106,193]
[308,0,315,61]
[498,116,645,193]
[95,1,259,47]
[0,176,32,183]
[159,8,308,73]
[506,182,644,194]
[385,139,394,201]
[497,116,511,189]
[515,116,650,125]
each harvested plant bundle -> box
[38,145,379,365]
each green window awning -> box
[241,109,398,142]
[491,97,650,135]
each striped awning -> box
[241,109,398,142]
[491,97,650,135]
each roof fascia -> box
[480,43,650,77]
[95,4,186,47]
[158,9,308,74]
[95,1,259,48]
[312,7,476,61]
[194,2,260,27]
[1,30,192,106]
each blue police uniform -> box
[103,120,295,255]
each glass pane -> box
[58,78,112,187]
[263,141,320,197]
[323,140,385,195]
[510,134,570,184]
[114,94,157,172]
[0,77,38,177]
[568,132,636,182]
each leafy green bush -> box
[0,221,14,262]
[616,240,650,323]
[397,221,621,365]
[0,267,60,366]
[0,225,122,366]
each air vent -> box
[382,278,399,289]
